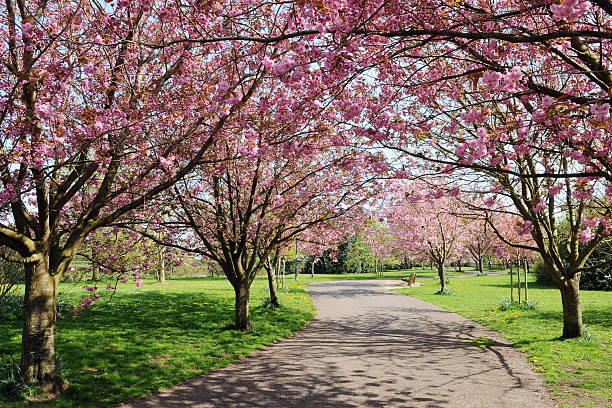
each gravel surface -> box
[119,279,556,408]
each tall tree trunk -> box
[233,281,252,331]
[517,259,522,303]
[310,259,315,277]
[437,263,446,291]
[265,264,279,308]
[523,259,528,302]
[457,258,462,272]
[21,259,66,393]
[559,276,583,339]
[158,249,166,284]
[509,262,514,302]
[478,257,483,275]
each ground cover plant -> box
[0,278,314,408]
[396,274,612,408]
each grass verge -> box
[0,277,314,408]
[396,274,611,408]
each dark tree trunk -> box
[234,282,252,331]
[517,260,522,303]
[509,262,514,302]
[437,263,446,291]
[265,265,279,308]
[523,259,528,302]
[21,260,66,393]
[477,258,483,275]
[559,275,583,339]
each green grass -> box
[396,273,612,408]
[0,277,314,407]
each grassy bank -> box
[0,277,314,408]
[396,273,611,408]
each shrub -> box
[0,293,75,321]
[0,259,23,299]
[498,299,538,311]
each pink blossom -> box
[159,156,175,171]
[551,0,589,21]
[135,280,144,287]
[548,184,563,195]
[120,277,129,283]
[533,199,547,213]
[35,103,54,119]
[514,220,533,236]
[590,103,610,122]
[578,228,596,243]
[460,109,486,124]
[85,285,98,292]
[106,284,116,290]
[489,184,503,193]
[132,273,142,279]
[482,71,502,90]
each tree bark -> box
[517,259,522,303]
[21,259,66,393]
[265,264,279,308]
[523,259,528,302]
[559,277,583,339]
[158,249,166,284]
[437,263,446,291]
[477,257,483,275]
[233,281,252,331]
[509,262,514,302]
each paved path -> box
[120,280,555,408]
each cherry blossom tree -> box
[385,182,466,292]
[0,0,328,390]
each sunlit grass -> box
[0,277,314,407]
[396,274,612,408]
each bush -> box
[498,298,538,311]
[0,355,34,399]
[0,259,23,299]
[534,256,611,291]
[0,293,75,321]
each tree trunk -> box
[158,249,166,284]
[559,276,583,339]
[265,265,279,308]
[437,263,446,291]
[311,259,315,277]
[21,260,66,393]
[233,282,252,331]
[509,262,514,302]
[523,259,528,302]
[488,258,492,269]
[478,257,483,275]
[517,259,522,303]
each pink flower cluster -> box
[514,220,533,236]
[551,0,589,21]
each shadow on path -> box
[119,280,555,408]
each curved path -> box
[120,280,555,408]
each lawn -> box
[0,277,314,408]
[396,273,612,408]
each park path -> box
[119,280,555,408]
